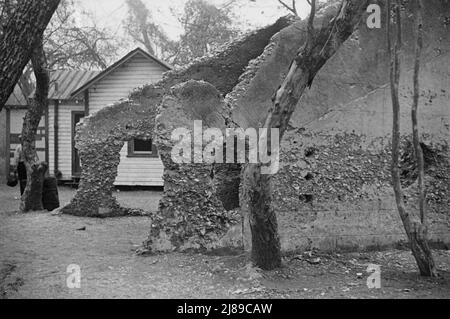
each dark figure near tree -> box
[13,135,39,196]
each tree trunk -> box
[246,0,370,270]
[245,166,282,269]
[412,0,426,225]
[141,26,155,56]
[0,0,60,112]
[20,37,50,212]
[387,0,437,277]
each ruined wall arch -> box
[61,17,293,218]
[61,87,164,217]
[143,80,240,252]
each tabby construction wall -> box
[62,17,292,218]
[62,1,449,253]
[266,0,450,252]
[231,0,449,253]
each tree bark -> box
[245,166,282,270]
[0,0,60,112]
[141,25,155,56]
[387,0,437,277]
[20,37,50,212]
[412,0,426,225]
[245,0,370,270]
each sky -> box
[79,0,312,42]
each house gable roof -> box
[6,83,28,107]
[70,48,172,97]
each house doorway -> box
[72,111,85,178]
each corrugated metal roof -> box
[6,83,28,106]
[30,70,101,100]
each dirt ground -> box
[0,185,449,299]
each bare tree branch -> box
[42,0,120,69]
[307,0,316,41]
[412,0,426,224]
[278,0,298,16]
[388,0,437,277]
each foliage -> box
[2,0,121,72]
[125,0,238,66]
[124,0,177,60]
[44,0,121,69]
[174,0,238,65]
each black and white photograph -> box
[0,0,449,304]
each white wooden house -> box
[1,48,171,186]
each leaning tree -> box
[20,35,50,212]
[245,0,371,270]
[0,0,60,112]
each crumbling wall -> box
[228,0,450,252]
[142,81,241,252]
[220,11,339,246]
[151,16,293,97]
[213,164,242,211]
[273,80,450,252]
[269,0,450,252]
[229,6,339,129]
[223,5,355,249]
[62,0,449,253]
[61,17,292,218]
[61,87,163,217]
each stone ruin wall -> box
[231,0,450,252]
[60,88,163,217]
[61,17,293,243]
[143,81,242,252]
[272,51,450,252]
[62,0,449,253]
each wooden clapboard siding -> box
[88,52,166,186]
[89,53,166,114]
[114,144,164,186]
[48,102,55,175]
[9,109,46,167]
[48,100,84,180]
